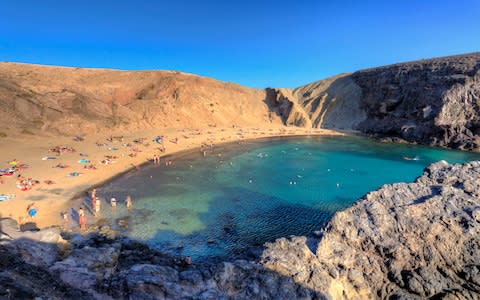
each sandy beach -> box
[0,126,342,228]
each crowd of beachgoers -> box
[1,132,174,228]
[0,126,338,230]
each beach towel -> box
[42,156,57,160]
[78,159,90,164]
[55,163,70,169]
[0,194,14,201]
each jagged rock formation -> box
[352,53,480,150]
[265,87,312,127]
[262,161,480,299]
[0,225,320,299]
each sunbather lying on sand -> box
[83,164,97,170]
[54,163,70,169]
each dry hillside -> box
[2,52,480,150]
[0,63,283,135]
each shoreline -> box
[0,126,344,229]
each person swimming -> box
[62,211,69,229]
[95,198,101,215]
[110,197,117,208]
[126,195,132,209]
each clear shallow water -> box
[95,136,480,260]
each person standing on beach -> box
[79,207,86,230]
[126,195,132,209]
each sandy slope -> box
[0,126,341,228]
[0,62,285,135]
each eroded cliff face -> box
[352,53,480,150]
[267,52,480,151]
[262,161,480,299]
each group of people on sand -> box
[49,145,76,155]
[1,159,32,188]
[16,174,39,191]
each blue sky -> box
[1,0,479,88]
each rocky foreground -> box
[263,160,480,299]
[1,161,479,299]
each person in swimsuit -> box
[78,207,86,230]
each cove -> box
[95,136,480,260]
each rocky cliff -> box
[2,161,479,299]
[352,53,480,150]
[268,52,480,151]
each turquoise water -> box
[96,136,480,260]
